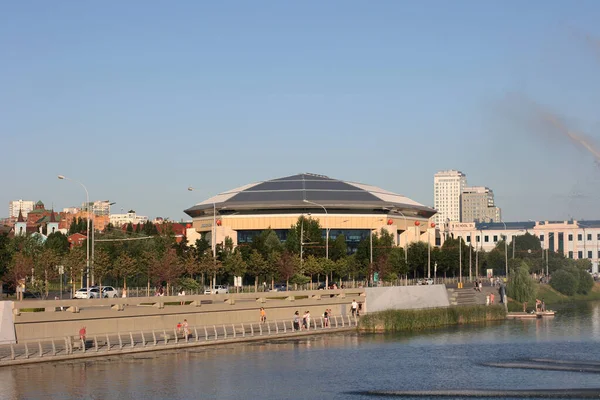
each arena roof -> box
[184,173,436,218]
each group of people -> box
[473,280,484,292]
[176,319,190,338]
[292,310,312,330]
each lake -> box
[1,302,599,400]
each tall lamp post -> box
[58,175,90,288]
[501,221,508,278]
[303,199,328,260]
[188,187,217,290]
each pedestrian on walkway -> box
[351,299,358,317]
[260,307,267,324]
[182,319,190,339]
[293,311,300,331]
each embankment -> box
[359,305,506,333]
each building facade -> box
[185,173,438,253]
[461,186,501,223]
[81,200,113,216]
[109,211,148,227]
[9,200,34,219]
[447,220,600,274]
[433,170,467,225]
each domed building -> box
[185,173,438,253]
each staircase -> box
[447,288,478,306]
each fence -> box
[0,315,359,366]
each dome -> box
[185,173,435,218]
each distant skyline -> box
[2,1,600,222]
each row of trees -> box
[2,217,595,298]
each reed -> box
[359,305,506,333]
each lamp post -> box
[58,175,90,288]
[303,199,328,260]
[501,221,508,278]
[188,187,217,290]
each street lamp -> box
[58,175,90,288]
[188,187,217,289]
[501,221,508,278]
[303,199,328,260]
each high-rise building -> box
[9,200,35,219]
[433,170,467,225]
[81,200,113,216]
[461,186,501,223]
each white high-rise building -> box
[81,200,113,216]
[9,200,35,219]
[433,170,467,225]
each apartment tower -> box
[433,170,467,225]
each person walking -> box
[293,311,300,331]
[260,307,267,324]
[351,299,358,317]
[305,310,311,330]
[182,319,190,339]
[323,309,329,327]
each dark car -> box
[270,284,287,292]
[2,283,16,297]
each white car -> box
[101,286,119,298]
[417,278,434,285]
[74,287,101,299]
[204,285,229,294]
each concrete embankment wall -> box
[10,289,364,342]
[364,285,449,313]
[0,301,16,344]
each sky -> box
[2,1,600,222]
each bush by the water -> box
[577,269,594,295]
[359,305,506,332]
[550,269,579,295]
[507,261,537,304]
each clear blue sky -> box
[2,1,600,222]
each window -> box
[476,236,480,242]
[588,234,592,241]
[578,234,582,241]
[568,234,573,241]
[484,235,489,243]
[588,251,593,259]
[578,251,583,259]
[539,234,544,242]
[568,251,573,259]
[597,233,600,241]
[493,235,498,242]
[466,235,471,243]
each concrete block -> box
[66,306,80,313]
[256,297,266,303]
[286,296,295,301]
[312,295,322,300]
[226,298,235,305]
[190,300,202,307]
[44,307,56,312]
[111,304,124,311]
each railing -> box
[0,315,359,364]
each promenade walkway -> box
[0,314,359,367]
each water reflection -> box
[0,303,598,400]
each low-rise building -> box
[109,211,148,227]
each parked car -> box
[1,283,16,297]
[270,284,287,292]
[101,286,119,298]
[417,278,434,285]
[74,287,101,299]
[22,290,41,299]
[204,285,229,295]
[317,283,335,290]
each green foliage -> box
[286,216,323,257]
[45,232,70,255]
[507,261,537,304]
[577,269,594,295]
[550,269,579,296]
[178,277,201,291]
[407,241,428,277]
[359,306,506,332]
[329,234,347,261]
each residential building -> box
[433,170,467,225]
[81,200,113,216]
[461,186,501,223]
[9,200,34,219]
[109,211,148,227]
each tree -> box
[44,232,70,256]
[6,252,32,295]
[62,246,85,296]
[389,247,408,277]
[247,250,266,292]
[507,261,537,304]
[577,269,594,295]
[286,216,324,257]
[407,242,428,278]
[33,248,61,298]
[550,269,579,296]
[114,253,138,290]
[0,233,13,281]
[92,249,112,289]
[330,234,347,261]
[224,250,247,291]
[276,251,298,289]
[303,255,322,288]
[150,248,183,294]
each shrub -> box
[550,269,579,296]
[577,269,594,295]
